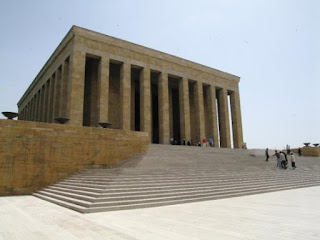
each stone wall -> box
[292,147,320,157]
[0,120,149,195]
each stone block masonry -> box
[0,120,149,195]
[17,25,244,148]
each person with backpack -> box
[279,151,288,169]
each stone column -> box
[218,88,231,148]
[61,58,70,118]
[140,67,151,140]
[26,103,29,120]
[31,97,36,121]
[52,67,61,121]
[35,91,40,121]
[40,86,45,122]
[194,81,205,143]
[207,85,219,147]
[97,57,109,124]
[179,77,191,142]
[20,109,23,120]
[29,99,33,121]
[43,80,50,122]
[30,100,34,121]
[158,72,169,144]
[66,51,86,125]
[32,94,36,121]
[130,76,135,131]
[120,62,131,130]
[47,74,55,123]
[169,88,173,138]
[25,102,30,121]
[230,90,243,148]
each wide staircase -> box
[33,144,320,213]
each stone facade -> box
[18,26,243,148]
[0,119,149,195]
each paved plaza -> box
[1,186,320,240]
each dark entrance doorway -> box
[151,71,159,143]
[171,88,181,143]
[169,77,181,144]
[83,56,100,127]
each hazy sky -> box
[1,0,319,149]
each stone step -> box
[64,172,314,184]
[85,183,318,213]
[47,186,101,197]
[41,178,320,203]
[52,184,105,193]
[55,174,319,189]
[69,170,286,179]
[47,177,319,198]
[34,144,320,213]
[36,181,320,213]
[33,193,89,213]
[53,175,319,194]
[35,190,92,207]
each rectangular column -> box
[61,58,70,118]
[207,85,219,147]
[35,91,40,121]
[179,77,191,142]
[140,67,151,139]
[66,51,86,125]
[43,80,50,122]
[130,75,135,131]
[47,74,55,123]
[97,57,109,124]
[31,97,36,121]
[26,103,30,120]
[30,101,34,121]
[26,103,29,120]
[29,98,33,121]
[230,90,243,148]
[218,88,231,148]
[120,62,131,130]
[169,88,173,138]
[158,72,169,144]
[39,86,45,122]
[194,81,205,143]
[53,66,62,121]
[31,97,35,121]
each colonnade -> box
[19,57,70,124]
[19,50,243,148]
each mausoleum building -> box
[17,26,243,148]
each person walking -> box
[202,137,207,147]
[286,144,291,154]
[298,147,302,156]
[273,150,281,168]
[265,148,269,161]
[290,152,297,169]
[279,151,287,169]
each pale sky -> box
[1,0,319,149]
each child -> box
[290,152,296,169]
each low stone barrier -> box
[291,147,320,157]
[0,119,149,195]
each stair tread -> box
[33,144,320,213]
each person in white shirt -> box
[290,152,296,169]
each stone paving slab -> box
[1,186,320,240]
